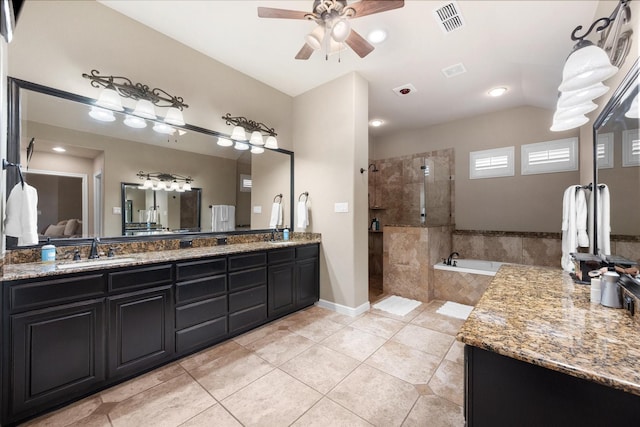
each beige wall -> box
[293,72,369,310]
[1,37,8,254]
[373,106,580,232]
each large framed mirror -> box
[6,78,294,248]
[592,57,639,256]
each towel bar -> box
[273,194,283,203]
[298,192,309,202]
[2,159,25,188]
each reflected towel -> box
[211,205,236,232]
[576,188,589,247]
[297,200,309,229]
[269,202,282,228]
[5,182,39,245]
[598,184,611,255]
[561,186,577,272]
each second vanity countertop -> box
[2,238,321,282]
[457,264,640,397]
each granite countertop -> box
[457,264,640,397]
[2,239,320,281]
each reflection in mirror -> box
[593,58,640,251]
[6,78,293,247]
[121,183,202,235]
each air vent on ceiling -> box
[433,1,465,33]
[442,63,466,78]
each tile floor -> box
[23,297,466,427]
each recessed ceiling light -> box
[52,147,66,152]
[367,29,387,44]
[488,87,507,97]
[369,119,384,127]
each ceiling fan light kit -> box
[258,0,404,60]
[551,0,632,132]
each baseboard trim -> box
[316,299,370,317]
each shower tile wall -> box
[370,149,454,228]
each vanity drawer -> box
[228,252,266,271]
[176,258,226,281]
[108,264,173,293]
[176,275,226,304]
[229,304,267,333]
[229,285,267,313]
[175,317,227,354]
[296,244,319,260]
[228,267,266,292]
[9,274,106,313]
[175,295,227,330]
[268,248,295,264]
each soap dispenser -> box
[41,238,56,263]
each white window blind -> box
[469,147,514,179]
[240,174,252,192]
[521,137,578,175]
[622,129,640,167]
[596,132,614,169]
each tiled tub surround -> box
[457,264,640,396]
[383,225,453,303]
[2,234,321,280]
[432,263,494,306]
[453,230,640,268]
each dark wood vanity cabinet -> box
[1,244,320,425]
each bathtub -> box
[434,259,504,276]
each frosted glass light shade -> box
[264,136,278,149]
[217,137,233,147]
[558,44,618,92]
[132,99,157,119]
[153,123,176,135]
[170,181,180,191]
[251,146,265,154]
[96,88,124,111]
[234,141,250,151]
[155,181,166,191]
[332,18,351,43]
[88,106,116,122]
[164,107,185,126]
[183,182,192,191]
[231,126,248,141]
[557,82,609,109]
[123,115,147,128]
[550,114,589,132]
[250,131,264,146]
[554,101,597,121]
[305,25,325,50]
[142,179,153,189]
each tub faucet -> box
[446,252,459,266]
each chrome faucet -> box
[89,237,100,259]
[446,252,459,266]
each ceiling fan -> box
[257,0,405,60]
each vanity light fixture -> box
[137,171,193,192]
[83,69,188,134]
[217,137,233,147]
[222,113,278,151]
[551,0,632,132]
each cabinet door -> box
[268,262,295,318]
[296,258,319,309]
[10,299,105,418]
[107,285,174,380]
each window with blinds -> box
[469,146,514,179]
[521,137,578,175]
[622,129,640,167]
[596,132,614,169]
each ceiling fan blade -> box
[295,43,315,60]
[348,0,405,18]
[257,7,309,20]
[345,30,374,58]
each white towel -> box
[576,188,589,247]
[211,205,235,232]
[598,184,611,255]
[4,182,39,245]
[561,186,577,272]
[297,200,309,229]
[269,202,282,228]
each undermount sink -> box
[56,257,137,270]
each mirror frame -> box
[592,57,639,254]
[6,77,295,248]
